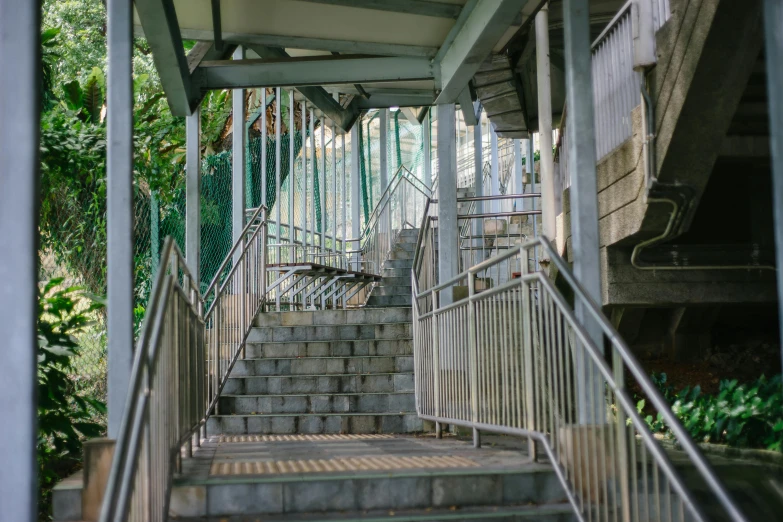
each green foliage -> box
[38,278,106,519]
[644,373,783,452]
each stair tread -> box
[228,372,413,378]
[235,355,412,361]
[221,391,413,397]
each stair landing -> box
[171,434,574,521]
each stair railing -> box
[412,237,747,522]
[203,205,268,414]
[99,238,206,522]
[349,164,430,271]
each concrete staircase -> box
[365,228,417,308]
[206,306,422,435]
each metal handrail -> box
[100,238,205,522]
[411,238,747,522]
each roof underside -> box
[134,0,544,128]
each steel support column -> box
[186,106,201,281]
[106,0,135,438]
[423,109,432,189]
[437,104,459,305]
[302,101,309,252]
[490,125,500,212]
[289,90,296,261]
[0,1,40,518]
[351,124,361,270]
[536,4,556,241]
[514,139,523,210]
[563,0,603,424]
[765,0,783,366]
[275,88,282,254]
[232,46,246,263]
[380,109,389,191]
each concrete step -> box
[378,276,411,287]
[245,339,412,358]
[230,355,414,377]
[223,372,414,395]
[393,242,417,253]
[218,392,415,414]
[206,412,423,435]
[398,228,420,238]
[371,285,412,297]
[382,267,413,278]
[254,308,411,328]
[366,295,412,307]
[383,258,414,269]
[172,458,568,519]
[175,505,575,522]
[247,323,412,343]
[388,249,414,260]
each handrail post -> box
[613,342,632,521]
[261,211,268,311]
[467,271,480,448]
[432,288,442,439]
[520,245,537,461]
[213,285,221,416]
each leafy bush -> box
[38,278,106,519]
[640,373,783,452]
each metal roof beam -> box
[196,55,435,90]
[295,0,462,19]
[135,0,198,116]
[246,45,361,132]
[186,41,237,73]
[176,28,439,58]
[355,92,435,109]
[457,87,478,125]
[435,0,531,104]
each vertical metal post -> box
[332,121,338,257]
[351,124,361,271]
[301,101,308,254]
[342,131,348,264]
[186,107,201,283]
[563,0,604,424]
[473,105,484,261]
[380,109,389,191]
[320,116,326,249]
[765,0,783,366]
[520,245,537,460]
[467,272,480,448]
[310,109,316,256]
[432,289,442,439]
[437,104,458,305]
[289,90,295,263]
[536,3,557,241]
[423,109,432,189]
[0,1,40,518]
[490,126,500,213]
[514,140,524,210]
[261,89,267,209]
[106,0,134,439]
[275,88,282,257]
[232,46,246,265]
[150,192,160,275]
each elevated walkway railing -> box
[100,238,207,522]
[412,237,747,522]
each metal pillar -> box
[351,124,361,270]
[473,106,484,259]
[106,0,134,439]
[536,3,556,241]
[332,121,338,255]
[320,116,326,247]
[342,131,348,260]
[437,104,459,305]
[186,107,201,282]
[380,109,389,191]
[310,109,316,252]
[289,90,295,261]
[563,0,603,424]
[232,46,246,262]
[765,0,783,365]
[261,89,267,209]
[423,109,432,189]
[490,125,500,212]
[514,139,524,210]
[301,101,308,253]
[0,1,40,518]
[275,88,282,254]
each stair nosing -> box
[220,391,414,397]
[227,372,414,379]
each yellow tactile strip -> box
[210,455,479,476]
[217,434,394,443]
